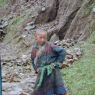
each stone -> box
[8,14,14,20]
[24,24,36,31]
[0,19,8,40]
[73,55,78,61]
[2,21,8,28]
[0,29,6,39]
[26,21,35,26]
[66,50,73,55]
[66,54,73,59]
[60,39,73,48]
[0,29,3,32]
[67,59,74,64]
[74,48,82,58]
[41,7,46,12]
[21,34,27,38]
[21,55,27,60]
[66,39,72,43]
[54,40,61,46]
[92,7,95,13]
[0,20,8,29]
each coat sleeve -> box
[51,44,67,63]
[31,47,37,72]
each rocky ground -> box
[0,42,36,95]
[0,0,95,95]
[0,38,83,95]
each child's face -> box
[35,32,47,46]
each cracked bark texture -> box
[2,0,95,42]
[35,0,95,42]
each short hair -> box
[35,28,49,40]
[35,28,47,34]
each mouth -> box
[40,42,45,46]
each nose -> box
[41,38,45,42]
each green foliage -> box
[84,1,95,17]
[62,32,95,95]
[0,0,7,7]
[91,22,95,32]
[4,16,24,43]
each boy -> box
[31,29,67,95]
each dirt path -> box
[0,42,37,95]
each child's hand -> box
[60,64,69,69]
